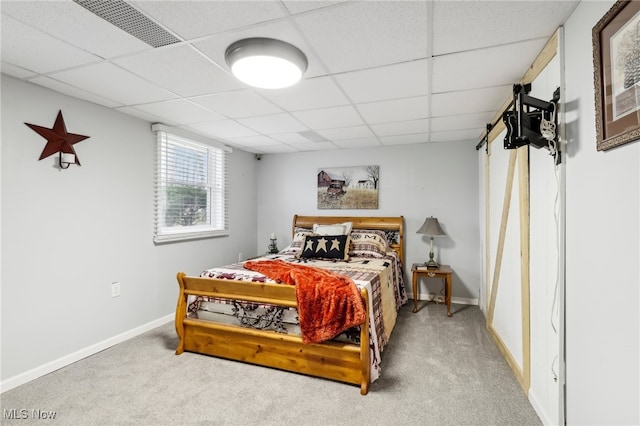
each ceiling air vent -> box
[73,0,181,48]
[298,130,329,143]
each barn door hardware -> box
[503,84,561,164]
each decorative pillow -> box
[312,221,353,236]
[280,227,313,255]
[297,234,350,261]
[349,229,388,258]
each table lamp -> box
[268,233,279,254]
[417,216,446,269]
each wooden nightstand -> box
[412,263,453,317]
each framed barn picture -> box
[317,165,379,209]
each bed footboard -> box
[175,272,371,395]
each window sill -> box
[154,230,228,244]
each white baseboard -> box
[528,389,554,425]
[0,314,174,394]
[411,293,479,306]
[451,296,478,305]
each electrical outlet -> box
[111,282,121,298]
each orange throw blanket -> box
[243,260,366,344]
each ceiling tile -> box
[316,125,375,141]
[268,132,315,144]
[132,1,286,40]
[432,1,579,55]
[1,61,37,79]
[333,138,382,149]
[230,145,260,153]
[2,0,151,58]
[357,97,429,124]
[370,119,429,137]
[430,112,494,133]
[292,105,363,129]
[295,1,428,73]
[335,59,429,103]
[29,76,123,108]
[1,16,101,74]
[432,39,548,93]
[185,120,257,139]
[431,86,511,117]
[115,106,165,123]
[48,62,177,105]
[190,90,283,118]
[133,99,226,125]
[237,113,308,134]
[379,133,429,145]
[430,129,482,143]
[294,141,340,152]
[282,1,344,15]
[225,135,285,148]
[113,45,241,97]
[254,144,299,154]
[186,120,258,140]
[259,76,349,111]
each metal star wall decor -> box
[25,110,90,166]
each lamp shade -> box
[225,38,308,89]
[416,217,446,236]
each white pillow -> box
[312,221,353,236]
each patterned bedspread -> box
[190,250,407,383]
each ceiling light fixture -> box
[225,38,308,89]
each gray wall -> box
[0,76,259,384]
[564,1,639,424]
[254,142,481,302]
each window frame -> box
[152,124,231,244]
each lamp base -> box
[424,259,439,270]
[268,238,279,254]
[425,247,439,269]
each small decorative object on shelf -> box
[268,233,279,254]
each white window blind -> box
[153,126,229,243]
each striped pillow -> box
[349,229,388,258]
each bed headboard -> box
[292,215,405,266]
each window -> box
[152,125,230,243]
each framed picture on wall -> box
[593,0,640,151]
[317,165,379,209]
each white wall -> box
[255,142,480,302]
[563,1,639,424]
[0,76,259,389]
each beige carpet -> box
[1,302,541,425]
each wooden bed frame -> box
[175,215,404,395]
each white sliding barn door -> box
[486,143,529,389]
[478,32,563,425]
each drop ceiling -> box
[0,0,579,154]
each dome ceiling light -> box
[225,38,308,89]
